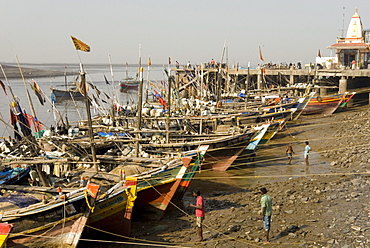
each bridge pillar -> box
[339,77,347,94]
[257,66,262,90]
[320,87,327,96]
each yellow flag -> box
[148,57,151,66]
[70,36,91,52]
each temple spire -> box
[345,8,363,42]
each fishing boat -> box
[0,166,30,185]
[1,174,138,247]
[174,145,208,200]
[51,88,84,100]
[335,92,356,113]
[302,92,356,115]
[86,177,137,237]
[102,146,206,220]
[0,223,13,247]
[200,128,256,171]
[245,123,270,153]
[119,64,139,92]
[4,182,101,248]
[119,78,139,92]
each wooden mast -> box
[165,61,172,143]
[16,56,37,130]
[135,67,144,157]
[135,45,143,157]
[80,64,97,169]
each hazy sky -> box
[1,0,369,66]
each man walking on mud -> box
[190,190,205,242]
[260,187,272,243]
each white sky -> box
[1,0,370,66]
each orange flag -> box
[70,36,91,52]
[259,46,265,62]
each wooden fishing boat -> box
[199,129,256,171]
[302,92,356,115]
[258,119,286,145]
[0,166,30,185]
[86,177,137,237]
[174,145,208,200]
[335,92,356,113]
[119,79,139,92]
[50,87,84,101]
[0,223,13,248]
[245,123,270,151]
[4,182,101,248]
[104,147,206,220]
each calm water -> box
[0,63,167,137]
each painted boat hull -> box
[201,132,255,171]
[173,147,208,200]
[302,93,354,115]
[134,165,186,220]
[86,178,137,237]
[6,184,100,248]
[119,81,139,92]
[51,88,84,100]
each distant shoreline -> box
[0,64,67,79]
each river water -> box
[0,63,167,137]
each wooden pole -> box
[80,64,97,169]
[16,56,37,120]
[135,67,144,157]
[166,66,172,143]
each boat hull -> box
[86,177,137,237]
[6,184,100,248]
[201,132,254,171]
[51,88,84,100]
[302,93,354,115]
[134,165,186,220]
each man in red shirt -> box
[190,190,205,242]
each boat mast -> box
[166,59,172,143]
[80,64,97,169]
[135,45,143,157]
[16,56,37,128]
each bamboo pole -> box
[80,64,97,169]
[16,56,37,120]
[135,67,144,157]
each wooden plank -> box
[0,185,76,193]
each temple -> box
[328,8,370,69]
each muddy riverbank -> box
[0,64,66,79]
[80,105,370,248]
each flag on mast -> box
[318,49,322,58]
[259,46,265,62]
[70,36,91,52]
[148,57,151,66]
[104,74,110,85]
[0,80,7,95]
